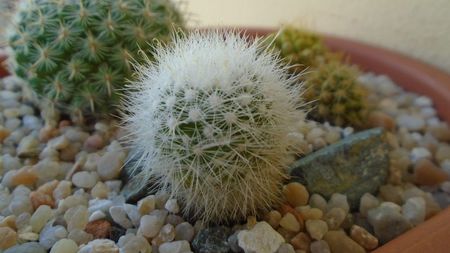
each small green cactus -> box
[268,26,329,74]
[8,0,184,121]
[304,61,369,127]
[122,31,306,223]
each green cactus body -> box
[305,61,369,127]
[269,26,329,74]
[9,0,184,120]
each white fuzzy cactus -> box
[122,30,306,223]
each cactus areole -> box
[8,0,184,120]
[122,31,306,223]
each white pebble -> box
[50,239,78,253]
[88,210,106,222]
[238,222,284,253]
[72,171,98,189]
[78,239,118,253]
[327,193,350,213]
[410,147,431,163]
[175,222,195,242]
[397,115,425,131]
[30,205,53,233]
[110,205,133,229]
[402,197,426,226]
[159,240,192,253]
[165,199,180,214]
[139,210,168,238]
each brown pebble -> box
[323,230,365,253]
[11,166,38,187]
[85,219,112,239]
[413,159,448,186]
[350,225,379,250]
[37,180,59,196]
[283,182,309,207]
[0,126,11,143]
[0,215,17,230]
[39,126,59,142]
[428,124,450,142]
[59,120,71,129]
[290,232,311,251]
[30,191,55,210]
[264,210,282,229]
[368,111,396,131]
[0,226,17,249]
[84,134,104,151]
[278,204,305,231]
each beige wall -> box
[185,0,450,74]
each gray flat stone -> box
[289,128,389,209]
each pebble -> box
[68,229,93,245]
[310,240,331,253]
[323,230,365,253]
[350,225,378,250]
[289,232,310,251]
[39,225,68,250]
[166,214,184,226]
[4,242,47,253]
[414,159,448,186]
[227,231,242,253]
[139,210,168,238]
[397,114,425,131]
[367,205,412,243]
[91,182,109,199]
[47,136,69,150]
[323,208,346,230]
[327,193,350,213]
[237,222,284,253]
[118,233,151,253]
[276,243,295,253]
[0,215,17,230]
[64,205,89,231]
[368,111,396,131]
[83,134,105,151]
[175,222,195,241]
[96,150,125,180]
[30,190,55,211]
[153,223,176,245]
[309,194,327,212]
[283,182,309,207]
[53,180,72,202]
[123,204,141,226]
[11,166,38,187]
[49,239,78,253]
[305,220,328,240]
[279,212,300,232]
[78,239,119,253]
[0,125,11,142]
[402,197,426,225]
[410,147,432,163]
[72,171,98,189]
[264,210,282,228]
[17,135,40,158]
[296,206,323,220]
[85,219,111,239]
[379,184,403,204]
[359,193,380,217]
[159,240,192,253]
[109,205,133,229]
[435,145,450,163]
[165,198,180,214]
[0,226,17,250]
[30,205,53,233]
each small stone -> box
[276,243,295,253]
[323,230,365,253]
[83,134,105,151]
[296,206,323,220]
[37,180,59,196]
[4,242,46,253]
[165,199,180,214]
[78,239,119,253]
[368,111,396,131]
[326,193,350,213]
[19,232,39,241]
[53,180,72,202]
[237,222,284,253]
[402,197,426,226]
[68,229,93,245]
[39,225,68,250]
[305,220,328,240]
[109,206,133,229]
[410,147,432,163]
[310,240,330,253]
[175,222,195,241]
[72,171,98,189]
[279,212,300,232]
[324,130,340,144]
[0,125,11,142]
[50,239,78,253]
[11,166,38,187]
[289,128,389,209]
[118,234,151,253]
[123,204,141,227]
[85,219,111,239]
[0,226,17,250]
[166,214,184,226]
[159,240,192,253]
[0,215,17,230]
[48,136,70,150]
[368,205,412,243]
[17,135,40,158]
[379,184,403,204]
[264,210,282,228]
[323,208,346,230]
[64,205,89,231]
[435,145,450,164]
[397,114,425,131]
[96,150,126,180]
[414,159,448,186]
[154,223,175,244]
[227,231,241,253]
[137,195,156,215]
[30,191,55,210]
[309,194,327,212]
[359,193,380,217]
[139,210,168,238]
[290,232,310,251]
[283,182,309,207]
[350,225,378,250]
[30,205,53,233]
[91,182,109,199]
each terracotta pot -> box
[1,29,450,252]
[239,27,450,253]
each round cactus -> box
[268,26,330,74]
[304,61,369,127]
[122,31,305,223]
[8,0,184,121]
